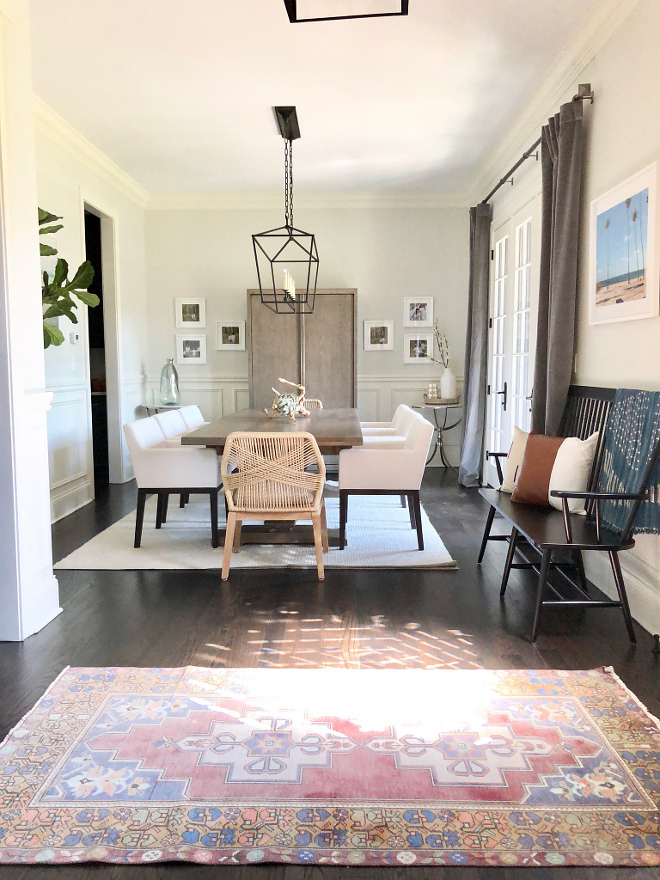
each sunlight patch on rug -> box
[0,666,659,867]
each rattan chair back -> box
[304,398,323,409]
[221,432,325,513]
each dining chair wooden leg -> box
[312,513,325,580]
[339,490,348,549]
[408,493,417,530]
[500,526,519,597]
[161,492,170,524]
[222,512,237,580]
[477,505,496,563]
[411,490,424,550]
[320,501,329,553]
[210,490,219,549]
[400,494,406,508]
[233,520,243,553]
[531,549,552,642]
[609,550,637,643]
[155,493,165,529]
[180,494,186,508]
[134,489,147,548]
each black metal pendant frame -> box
[253,107,319,314]
[283,0,408,23]
[252,223,319,314]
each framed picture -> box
[175,297,206,328]
[176,334,207,364]
[216,320,246,351]
[589,162,658,324]
[403,296,433,327]
[363,320,394,351]
[404,332,433,364]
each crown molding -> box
[146,189,470,212]
[469,0,642,205]
[33,97,150,208]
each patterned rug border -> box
[1,666,659,868]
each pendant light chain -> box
[284,138,294,228]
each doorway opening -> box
[84,210,109,488]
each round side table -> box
[413,403,462,468]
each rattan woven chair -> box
[220,432,328,581]
[304,398,323,409]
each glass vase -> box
[159,358,180,405]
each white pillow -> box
[548,433,599,514]
[500,426,530,493]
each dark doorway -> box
[85,210,109,488]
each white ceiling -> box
[29,0,601,196]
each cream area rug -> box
[55,493,457,571]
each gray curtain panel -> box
[531,100,584,435]
[459,203,492,488]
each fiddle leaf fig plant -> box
[39,208,98,348]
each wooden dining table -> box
[181,408,363,546]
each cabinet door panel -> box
[304,292,356,408]
[247,292,300,410]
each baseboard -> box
[584,552,660,637]
[50,476,94,523]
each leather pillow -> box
[511,432,599,511]
[511,434,566,507]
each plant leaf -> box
[40,243,58,257]
[43,321,64,347]
[39,224,63,236]
[67,260,95,291]
[74,290,100,308]
[53,258,68,286]
[38,208,62,225]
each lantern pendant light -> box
[252,107,319,314]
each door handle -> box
[496,382,508,411]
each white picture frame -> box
[588,162,659,325]
[175,297,206,328]
[176,333,207,364]
[404,332,433,364]
[403,296,433,327]
[363,320,394,351]
[216,320,246,351]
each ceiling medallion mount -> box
[283,0,408,23]
[252,107,319,315]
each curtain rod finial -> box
[574,83,594,103]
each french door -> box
[484,197,540,487]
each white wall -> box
[478,0,660,634]
[0,0,60,639]
[144,200,469,462]
[574,0,660,634]
[35,109,150,520]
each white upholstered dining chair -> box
[220,432,328,581]
[338,411,433,550]
[360,404,417,437]
[123,416,222,548]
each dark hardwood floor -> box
[1,469,658,879]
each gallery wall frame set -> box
[175,298,206,328]
[589,162,658,325]
[363,320,394,351]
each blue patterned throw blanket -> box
[597,389,660,535]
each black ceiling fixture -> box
[283,0,408,24]
[252,107,319,314]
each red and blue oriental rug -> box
[0,666,659,867]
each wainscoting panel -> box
[47,385,93,522]
[145,374,463,467]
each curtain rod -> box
[480,83,594,205]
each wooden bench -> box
[477,385,660,642]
